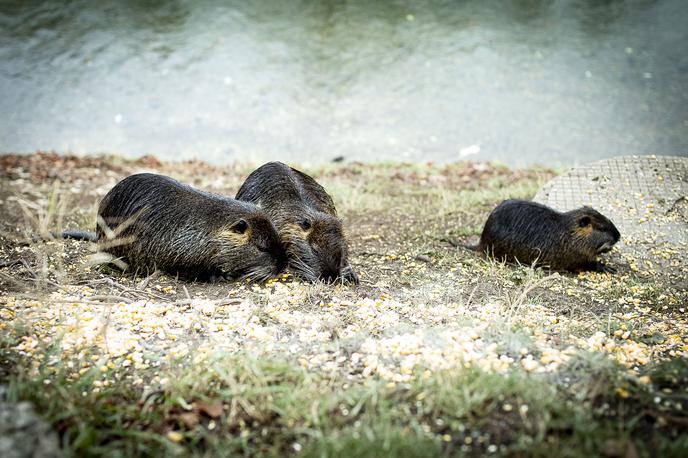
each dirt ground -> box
[0,152,686,456]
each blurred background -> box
[1,0,686,167]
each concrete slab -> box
[534,155,687,279]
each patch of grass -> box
[6,332,685,457]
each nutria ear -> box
[299,219,312,231]
[231,219,249,234]
[579,216,591,227]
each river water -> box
[1,0,687,166]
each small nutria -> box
[96,173,288,281]
[478,199,621,272]
[236,162,358,284]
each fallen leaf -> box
[197,401,224,418]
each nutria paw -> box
[589,261,617,274]
[341,265,360,285]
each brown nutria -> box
[96,173,288,281]
[235,162,358,284]
[477,199,621,272]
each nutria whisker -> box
[238,265,274,283]
[288,255,318,282]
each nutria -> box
[478,199,620,272]
[235,162,358,284]
[95,173,287,281]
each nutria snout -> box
[478,199,620,272]
[236,162,358,284]
[284,212,353,284]
[96,173,287,281]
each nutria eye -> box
[231,219,249,234]
[300,219,311,230]
[579,216,591,228]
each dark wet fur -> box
[97,173,287,281]
[478,199,621,272]
[236,162,358,284]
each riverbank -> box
[1,153,686,456]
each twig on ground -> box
[169,298,242,307]
[137,270,160,290]
[646,410,688,427]
[0,259,23,268]
[440,237,460,248]
[87,294,134,304]
[357,251,385,257]
[86,277,167,300]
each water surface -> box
[1,0,687,166]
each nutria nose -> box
[612,227,621,242]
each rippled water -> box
[1,0,686,166]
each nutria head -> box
[568,206,621,258]
[281,210,358,284]
[213,213,288,282]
